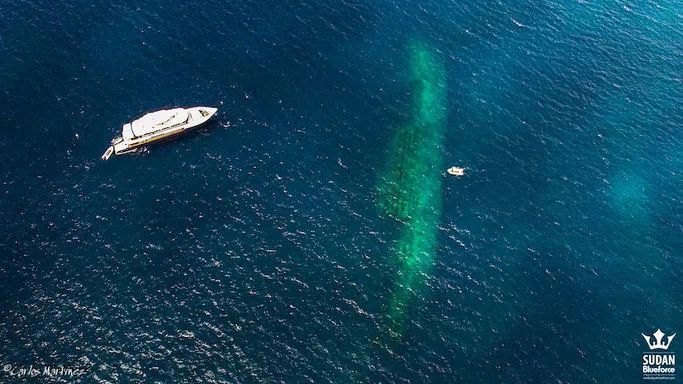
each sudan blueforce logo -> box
[642,329,676,380]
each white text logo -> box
[642,329,676,380]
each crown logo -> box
[642,329,676,350]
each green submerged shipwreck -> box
[378,42,447,337]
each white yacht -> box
[102,106,218,160]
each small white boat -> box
[102,106,218,160]
[447,166,465,176]
[101,146,114,160]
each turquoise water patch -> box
[609,172,650,222]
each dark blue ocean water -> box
[0,1,681,382]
